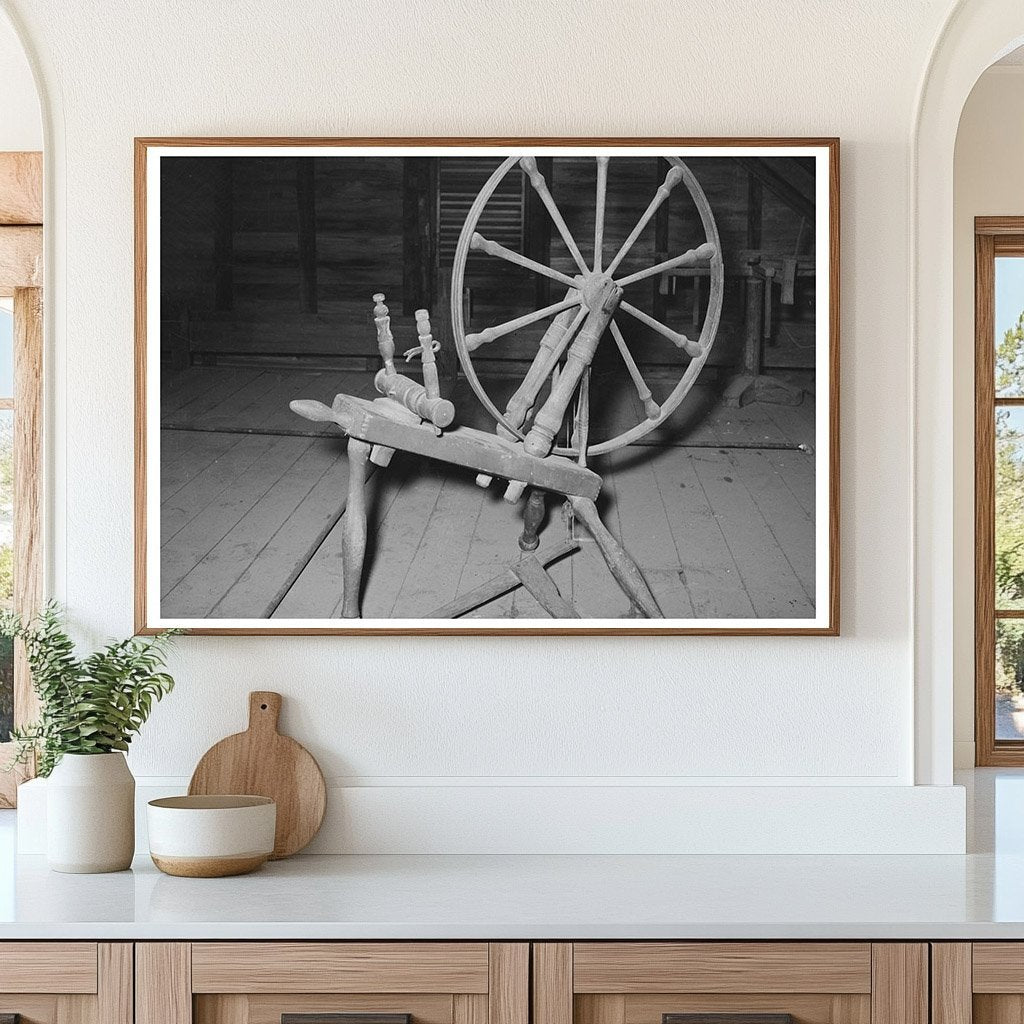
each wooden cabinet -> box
[0,942,132,1024]
[532,943,928,1024]
[136,944,528,1024]
[0,938,949,1024]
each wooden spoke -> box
[619,300,702,358]
[594,156,609,272]
[465,293,581,351]
[606,164,685,275]
[470,232,580,290]
[609,319,660,420]
[615,241,716,287]
[519,156,590,275]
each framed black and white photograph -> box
[135,138,839,635]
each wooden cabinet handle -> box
[664,1016,794,1024]
[283,1016,411,1024]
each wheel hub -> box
[575,272,621,312]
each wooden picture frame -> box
[135,137,839,636]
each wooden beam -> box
[526,156,554,309]
[213,158,233,311]
[0,153,42,225]
[735,157,814,223]
[402,157,435,314]
[747,173,763,249]
[0,225,42,295]
[654,157,670,321]
[296,157,318,313]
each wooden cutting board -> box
[188,691,326,859]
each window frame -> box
[975,216,1024,765]
[0,152,43,807]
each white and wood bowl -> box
[147,795,276,877]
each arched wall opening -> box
[952,49,1024,768]
[914,1,1024,785]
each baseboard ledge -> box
[17,778,967,856]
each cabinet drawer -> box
[191,943,490,994]
[571,944,872,994]
[0,943,130,1024]
[0,942,98,994]
[139,943,528,1024]
[534,944,925,1024]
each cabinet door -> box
[0,943,131,1024]
[940,943,1024,1024]
[533,944,928,1024]
[137,943,528,1024]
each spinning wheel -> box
[451,155,724,460]
[291,152,726,620]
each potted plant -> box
[2,603,178,873]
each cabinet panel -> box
[573,944,872,995]
[191,944,489,994]
[974,946,1024,994]
[0,944,98,994]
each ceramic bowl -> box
[147,795,276,877]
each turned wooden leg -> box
[341,438,372,618]
[569,496,663,618]
[519,489,546,551]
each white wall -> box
[0,10,40,151]
[2,0,973,852]
[952,65,1024,767]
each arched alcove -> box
[914,1,1024,785]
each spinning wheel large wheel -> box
[450,155,725,459]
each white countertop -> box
[0,849,1022,940]
[1,769,1022,941]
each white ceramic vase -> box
[46,752,135,873]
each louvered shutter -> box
[438,158,525,264]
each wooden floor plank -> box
[763,447,816,517]
[212,440,351,618]
[360,459,448,617]
[643,567,697,618]
[392,469,487,617]
[160,366,264,416]
[170,370,298,433]
[160,430,243,502]
[599,446,680,570]
[457,488,530,618]
[160,432,299,544]
[162,438,343,617]
[160,435,315,598]
[273,451,411,618]
[728,449,816,597]
[761,397,817,450]
[692,449,814,618]
[161,365,267,421]
[651,447,757,618]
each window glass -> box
[996,257,1024,396]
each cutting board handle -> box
[248,691,282,734]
